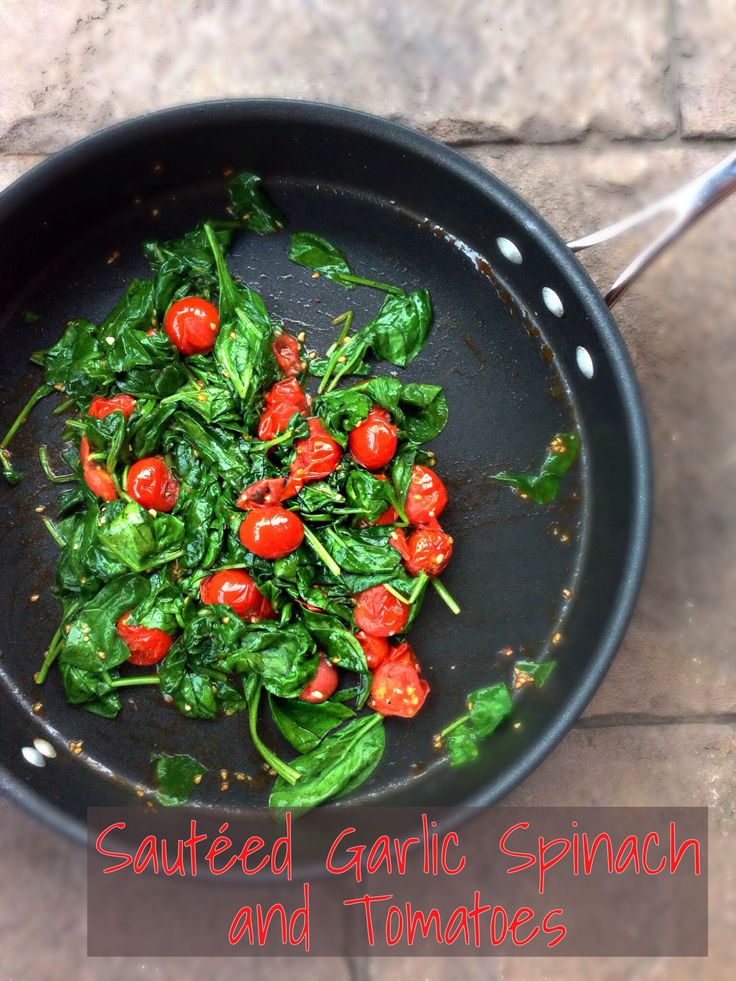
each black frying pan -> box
[0,101,650,843]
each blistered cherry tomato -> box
[79,436,117,501]
[348,407,398,471]
[299,654,339,704]
[236,477,287,510]
[258,379,309,441]
[199,569,275,622]
[283,418,342,496]
[125,457,179,513]
[404,464,448,526]
[353,584,409,638]
[369,643,429,718]
[116,612,173,666]
[239,506,304,560]
[164,296,220,356]
[390,526,453,577]
[272,332,304,377]
[88,394,137,420]
[355,630,390,671]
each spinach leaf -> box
[144,223,225,316]
[514,659,556,688]
[319,526,402,575]
[60,575,150,672]
[289,232,355,284]
[97,279,156,372]
[206,223,276,404]
[345,470,392,523]
[493,432,581,505]
[269,695,354,753]
[97,501,185,573]
[227,171,284,234]
[269,713,385,812]
[299,608,370,706]
[165,413,249,480]
[44,320,113,397]
[58,663,121,718]
[158,643,218,719]
[442,683,513,767]
[152,752,207,806]
[222,622,318,699]
[394,383,448,443]
[312,388,371,441]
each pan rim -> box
[0,98,652,845]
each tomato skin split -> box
[79,436,117,501]
[369,642,429,718]
[353,585,409,638]
[126,457,180,513]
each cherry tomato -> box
[284,417,342,496]
[353,584,409,638]
[164,296,220,356]
[239,506,304,560]
[369,643,429,718]
[199,569,275,622]
[79,436,117,501]
[390,526,453,577]
[236,477,287,510]
[272,332,304,377]
[88,394,137,420]
[348,407,398,470]
[355,630,390,670]
[125,457,179,513]
[258,379,309,441]
[116,612,173,666]
[299,653,339,704]
[405,464,448,526]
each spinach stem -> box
[252,428,294,452]
[383,583,412,604]
[248,681,301,785]
[408,572,429,604]
[39,445,74,483]
[0,383,52,449]
[1,451,21,486]
[109,675,161,688]
[440,714,469,739]
[302,526,341,577]
[41,517,67,548]
[317,380,371,401]
[432,578,461,615]
[336,274,404,296]
[52,397,76,416]
[36,600,80,684]
[318,311,355,394]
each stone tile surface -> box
[0,0,675,152]
[676,0,736,137]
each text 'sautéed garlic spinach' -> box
[1,172,579,809]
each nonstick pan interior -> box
[0,102,650,840]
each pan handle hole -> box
[496,237,523,264]
[576,345,594,379]
[21,745,46,768]
[542,287,564,317]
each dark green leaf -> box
[44,320,113,397]
[269,695,354,753]
[227,172,284,234]
[97,501,185,573]
[152,752,207,806]
[60,575,150,672]
[222,621,318,699]
[289,232,354,283]
[493,432,581,505]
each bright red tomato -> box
[299,654,339,704]
[164,296,220,356]
[199,569,275,622]
[125,457,179,513]
[405,465,448,526]
[353,584,409,638]
[283,418,342,496]
[236,477,287,510]
[272,332,304,377]
[258,379,309,441]
[369,643,429,718]
[79,436,117,501]
[355,630,390,671]
[88,394,137,420]
[390,526,453,577]
[348,407,398,470]
[116,612,173,666]
[238,506,304,560]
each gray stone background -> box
[1,0,734,977]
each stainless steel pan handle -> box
[568,150,736,307]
